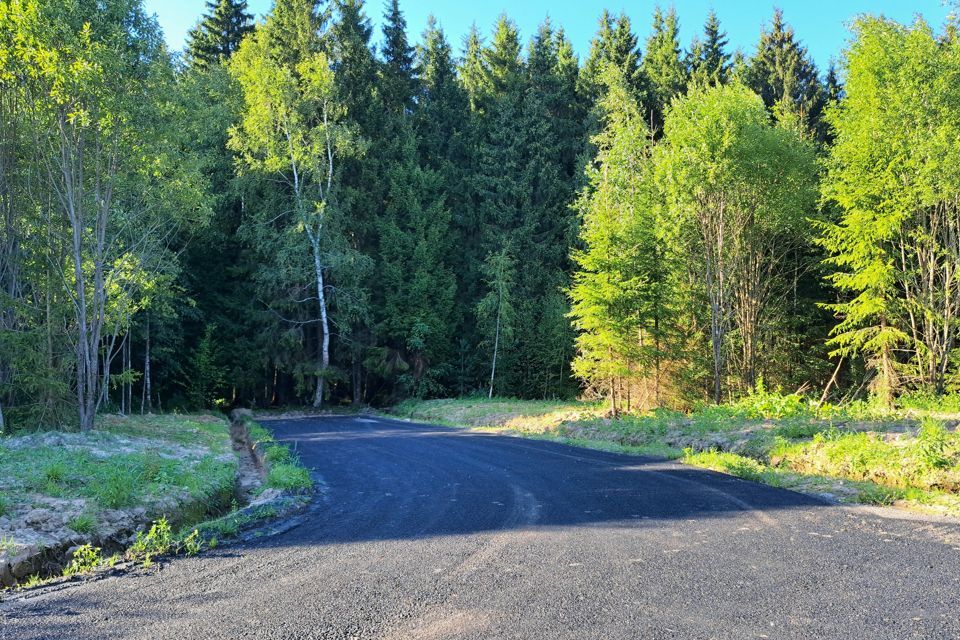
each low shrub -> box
[62,544,102,577]
[128,518,174,563]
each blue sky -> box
[146,0,952,72]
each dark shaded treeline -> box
[176,0,838,410]
[13,0,940,429]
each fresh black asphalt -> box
[3,415,960,639]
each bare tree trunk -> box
[817,357,844,411]
[488,299,501,399]
[126,332,133,414]
[307,229,329,409]
[352,356,361,405]
[141,317,152,414]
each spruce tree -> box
[642,7,686,134]
[688,10,731,87]
[581,11,646,104]
[380,0,415,112]
[327,0,381,402]
[373,1,457,398]
[416,18,480,384]
[746,9,826,135]
[569,64,663,413]
[186,0,254,68]
[460,25,491,113]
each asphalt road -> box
[3,415,960,639]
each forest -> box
[1,0,959,431]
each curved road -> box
[3,415,960,639]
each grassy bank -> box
[392,394,960,518]
[1,413,317,589]
[0,414,239,586]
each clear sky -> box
[146,0,952,73]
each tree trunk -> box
[141,318,152,414]
[488,299,502,399]
[352,355,362,405]
[307,230,330,409]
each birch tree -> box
[229,0,350,407]
[477,249,516,398]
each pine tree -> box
[642,7,686,134]
[186,0,254,68]
[688,10,730,87]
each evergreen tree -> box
[380,0,415,112]
[327,0,381,402]
[642,7,686,133]
[372,1,457,398]
[459,25,490,112]
[688,10,731,87]
[820,17,960,403]
[186,0,254,68]
[746,9,826,136]
[581,11,646,104]
[569,64,666,413]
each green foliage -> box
[129,518,174,563]
[730,380,809,420]
[186,0,254,68]
[186,324,227,409]
[658,81,819,401]
[62,545,103,577]
[5,0,960,424]
[181,529,203,556]
[744,9,826,136]
[688,11,731,88]
[642,7,686,131]
[820,16,960,403]
[916,418,952,470]
[569,63,666,411]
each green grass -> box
[265,462,312,491]
[0,413,238,575]
[191,502,281,541]
[0,536,16,554]
[67,513,98,535]
[241,416,313,493]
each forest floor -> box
[0,413,312,589]
[390,396,960,520]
